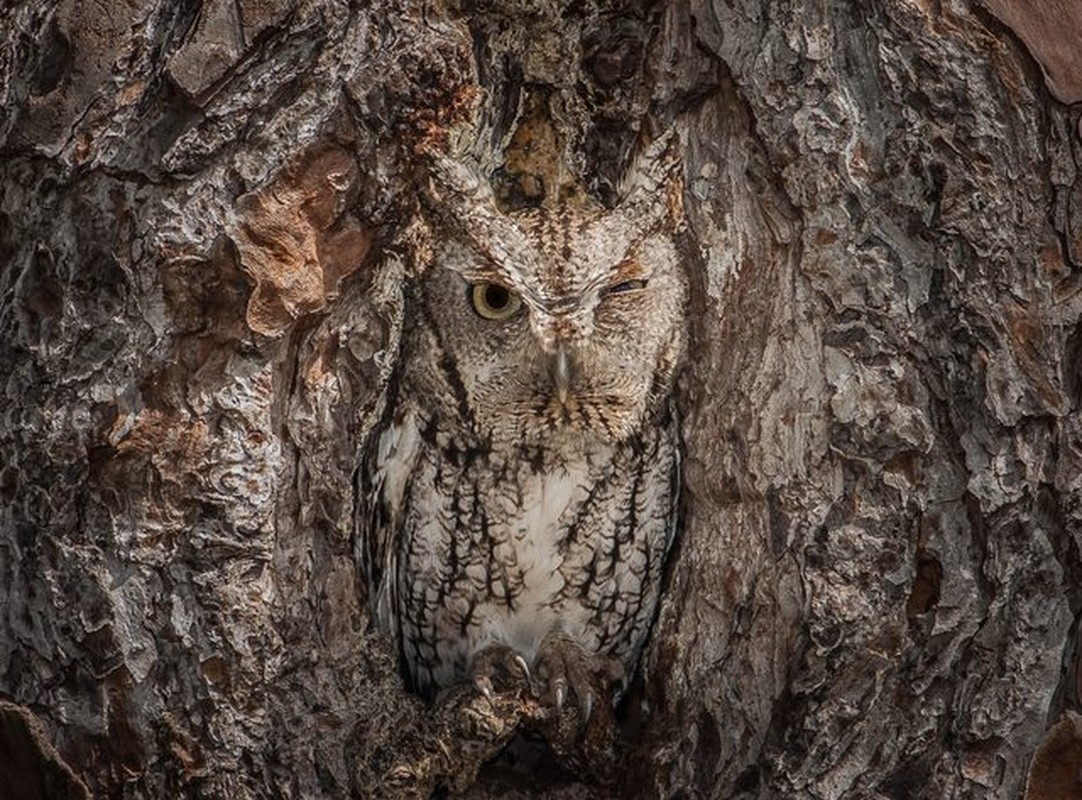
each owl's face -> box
[411,192,686,447]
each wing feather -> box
[355,410,423,642]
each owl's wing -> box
[355,409,423,640]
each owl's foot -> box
[527,633,624,781]
[443,639,623,784]
[468,642,533,703]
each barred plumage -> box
[357,135,686,703]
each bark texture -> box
[1,1,1080,798]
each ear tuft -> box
[619,129,685,232]
[423,150,498,214]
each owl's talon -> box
[553,677,567,712]
[513,654,531,685]
[474,674,496,705]
[581,689,594,724]
[468,643,533,700]
[532,633,624,732]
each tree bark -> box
[1,1,1079,798]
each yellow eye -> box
[470,282,522,320]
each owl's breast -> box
[474,457,598,659]
[381,411,678,695]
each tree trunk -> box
[1,1,1079,798]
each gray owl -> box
[357,135,686,713]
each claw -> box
[553,677,567,712]
[582,690,594,724]
[513,653,531,685]
[474,674,495,705]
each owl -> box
[356,134,686,716]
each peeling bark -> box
[1,1,1080,798]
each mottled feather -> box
[357,136,686,698]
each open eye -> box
[605,278,648,295]
[470,282,522,320]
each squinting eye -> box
[605,278,648,295]
[470,282,522,320]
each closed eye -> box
[604,279,648,295]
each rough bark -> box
[1,1,1079,799]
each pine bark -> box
[1,1,1079,798]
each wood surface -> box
[1,1,1080,797]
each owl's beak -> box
[552,345,573,404]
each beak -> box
[552,345,573,404]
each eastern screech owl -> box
[357,136,686,707]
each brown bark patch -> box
[980,0,1082,104]
[1024,711,1082,800]
[233,144,371,337]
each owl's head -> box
[409,135,687,448]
